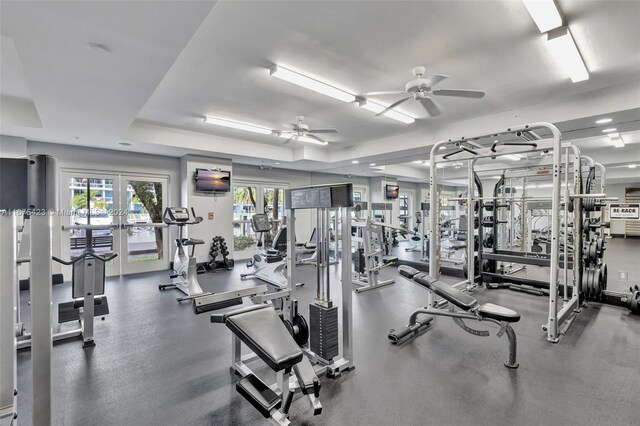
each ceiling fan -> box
[278,116,338,145]
[363,66,486,117]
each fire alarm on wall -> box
[208,212,214,220]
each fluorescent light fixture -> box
[275,162,280,165]
[352,160,359,164]
[204,116,272,135]
[595,118,612,124]
[277,133,327,146]
[537,183,554,188]
[358,99,415,124]
[546,27,589,83]
[601,128,617,133]
[504,154,522,161]
[270,65,356,103]
[522,0,563,33]
[492,175,502,179]
[629,164,637,169]
[412,160,423,164]
[369,163,376,166]
[438,146,447,150]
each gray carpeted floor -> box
[15,238,640,426]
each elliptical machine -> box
[159,207,206,299]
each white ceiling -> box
[1,0,639,182]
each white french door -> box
[232,181,287,259]
[60,171,169,277]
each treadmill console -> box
[251,213,272,232]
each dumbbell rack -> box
[208,236,235,271]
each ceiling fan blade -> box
[420,97,442,117]
[432,89,485,99]
[306,134,327,144]
[375,96,412,116]
[290,123,302,130]
[283,135,296,144]
[423,74,449,87]
[362,90,406,96]
[308,128,338,134]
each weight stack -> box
[309,303,339,363]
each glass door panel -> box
[120,177,168,275]
[263,187,285,246]
[62,174,120,276]
[233,185,258,258]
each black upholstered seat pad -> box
[226,306,303,371]
[398,265,421,279]
[478,303,521,323]
[412,275,478,311]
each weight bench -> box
[389,265,520,369]
[211,305,322,425]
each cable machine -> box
[285,183,355,377]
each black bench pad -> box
[412,274,478,311]
[382,255,398,263]
[478,303,521,323]
[293,356,320,396]
[225,305,303,371]
[236,373,281,418]
[398,265,420,279]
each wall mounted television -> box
[385,184,399,200]
[194,168,231,192]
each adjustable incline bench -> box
[389,265,520,369]
[211,304,322,425]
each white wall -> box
[0,135,27,158]
[180,155,234,263]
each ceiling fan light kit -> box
[362,66,485,118]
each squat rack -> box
[428,123,605,343]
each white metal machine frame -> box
[1,155,58,425]
[286,183,355,377]
[428,123,608,343]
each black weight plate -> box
[293,314,309,346]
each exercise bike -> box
[159,207,206,299]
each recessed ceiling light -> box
[275,162,280,165]
[601,128,617,133]
[351,160,359,164]
[504,154,522,161]
[595,118,612,124]
[438,146,447,150]
[412,160,423,164]
[522,0,563,33]
[492,175,502,179]
[629,164,637,169]
[119,142,131,146]
[270,65,356,103]
[204,116,273,135]
[87,43,111,55]
[369,163,376,166]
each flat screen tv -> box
[194,168,231,192]
[385,184,399,200]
